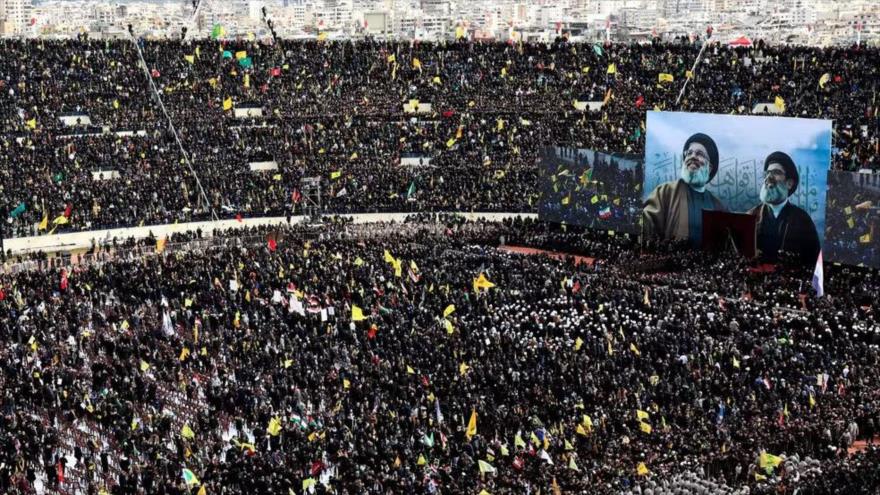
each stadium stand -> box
[1,39,878,238]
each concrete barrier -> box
[248,161,279,172]
[91,170,120,181]
[60,114,92,126]
[751,103,784,115]
[4,212,537,256]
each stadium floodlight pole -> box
[182,0,208,41]
[127,31,218,221]
[674,38,710,108]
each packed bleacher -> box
[2,38,879,238]
[1,217,879,494]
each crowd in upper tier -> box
[1,37,878,237]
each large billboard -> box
[642,111,832,264]
[824,171,880,268]
[538,146,644,233]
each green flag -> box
[211,24,225,39]
[53,172,64,184]
[593,44,604,57]
[238,57,253,69]
[9,202,26,218]
[222,50,232,59]
[422,432,434,448]
[406,181,416,199]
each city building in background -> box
[1,0,877,45]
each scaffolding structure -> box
[299,177,323,223]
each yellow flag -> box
[455,26,465,39]
[432,76,441,85]
[444,319,454,334]
[387,54,396,63]
[607,63,617,74]
[52,215,69,225]
[582,414,593,431]
[179,347,190,361]
[235,51,247,60]
[343,379,350,389]
[818,72,831,89]
[267,417,282,436]
[574,337,584,351]
[639,421,652,434]
[243,74,250,88]
[514,433,526,448]
[630,343,641,356]
[406,365,415,374]
[317,32,327,41]
[658,73,673,83]
[860,233,871,243]
[139,360,150,372]
[459,362,470,376]
[477,459,495,474]
[466,409,477,440]
[774,96,785,111]
[637,462,650,476]
[330,170,342,180]
[197,486,206,495]
[446,137,456,148]
[156,237,167,253]
[184,54,195,64]
[472,273,495,292]
[809,393,816,408]
[443,305,456,317]
[636,409,650,421]
[759,451,783,472]
[417,454,427,465]
[26,118,37,129]
[412,58,422,70]
[113,99,120,109]
[686,70,694,79]
[181,424,195,439]
[222,97,233,111]
[38,213,48,230]
[351,305,366,321]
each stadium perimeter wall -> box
[5,212,537,256]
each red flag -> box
[63,204,72,218]
[0,288,5,301]
[270,67,281,77]
[235,213,243,222]
[442,110,455,118]
[56,462,64,484]
[291,190,302,203]
[151,69,160,78]
[572,280,581,294]
[635,95,645,109]
[367,324,378,340]
[60,269,69,291]
[268,238,277,251]
[310,460,324,476]
[512,456,524,470]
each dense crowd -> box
[1,217,879,494]
[2,38,879,237]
